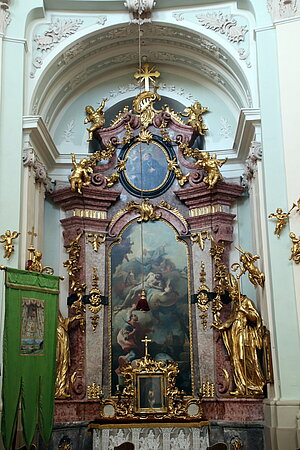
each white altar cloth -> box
[91,422,210,450]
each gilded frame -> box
[119,135,176,198]
[136,373,166,413]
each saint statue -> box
[55,311,82,399]
[213,294,265,396]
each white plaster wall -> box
[276,18,300,337]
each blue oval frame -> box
[119,135,176,198]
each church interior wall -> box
[1,1,300,449]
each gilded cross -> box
[141,335,151,357]
[28,226,37,246]
[134,63,160,91]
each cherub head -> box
[34,251,42,261]
[85,105,94,114]
[5,230,10,237]
[276,208,283,214]
[80,158,89,168]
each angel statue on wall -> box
[55,311,82,399]
[181,101,208,136]
[69,153,93,194]
[84,97,107,141]
[212,293,265,397]
[196,152,227,189]
[0,230,20,259]
[268,204,296,237]
[289,232,300,264]
[232,247,265,288]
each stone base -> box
[39,420,264,449]
[264,400,300,450]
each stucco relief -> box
[23,147,53,192]
[124,0,156,24]
[241,141,262,189]
[30,15,107,78]
[267,0,298,20]
[0,1,10,35]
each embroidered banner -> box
[1,268,59,449]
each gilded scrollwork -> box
[190,230,211,250]
[86,233,106,252]
[167,157,189,186]
[126,199,162,222]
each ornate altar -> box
[50,64,270,449]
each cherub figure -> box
[289,232,300,264]
[69,153,93,194]
[181,101,208,135]
[196,152,227,189]
[0,230,20,259]
[30,250,43,272]
[268,204,296,237]
[233,247,265,288]
[84,98,107,141]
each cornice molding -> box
[23,116,60,170]
[232,108,261,162]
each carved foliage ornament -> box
[124,0,156,24]
[197,12,248,43]
[241,141,262,188]
[0,0,10,35]
[267,0,298,20]
[23,148,53,193]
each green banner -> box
[1,268,59,449]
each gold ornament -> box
[105,156,129,188]
[87,383,103,400]
[201,381,215,398]
[268,204,296,237]
[212,293,265,397]
[134,63,160,92]
[167,157,189,186]
[27,248,54,275]
[195,152,227,189]
[84,98,107,141]
[132,88,161,129]
[69,154,94,194]
[55,311,82,399]
[63,232,82,283]
[126,199,161,222]
[88,268,102,331]
[86,233,106,252]
[181,101,208,136]
[0,230,20,259]
[232,247,265,288]
[190,230,211,250]
[289,232,300,264]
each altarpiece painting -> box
[110,220,192,395]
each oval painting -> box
[124,140,170,192]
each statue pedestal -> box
[89,421,210,450]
